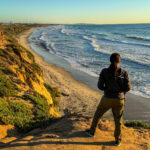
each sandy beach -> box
[17,28,112,119]
[17,27,150,123]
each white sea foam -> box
[84,36,150,66]
[83,35,101,51]
[29,25,150,99]
[130,89,150,99]
[47,42,56,54]
[83,35,91,40]
[63,57,98,77]
[83,35,113,55]
[38,33,57,54]
[121,40,150,48]
[126,35,150,41]
[61,28,70,36]
[60,25,80,36]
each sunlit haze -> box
[0,0,150,24]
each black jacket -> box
[97,65,131,99]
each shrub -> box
[31,63,42,75]
[26,50,35,62]
[20,91,56,132]
[0,70,18,97]
[0,49,5,56]
[44,83,61,106]
[0,98,32,131]
[124,121,150,129]
[2,24,30,36]
[22,91,50,119]
[0,90,56,133]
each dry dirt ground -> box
[0,114,150,150]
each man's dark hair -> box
[110,53,121,64]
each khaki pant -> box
[90,96,124,141]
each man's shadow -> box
[0,132,115,149]
[0,113,115,149]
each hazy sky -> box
[0,0,150,24]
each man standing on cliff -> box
[85,53,131,146]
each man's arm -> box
[123,71,131,92]
[97,69,106,91]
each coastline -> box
[17,27,150,123]
[17,28,111,119]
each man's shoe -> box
[115,140,121,146]
[0,142,5,146]
[85,129,94,137]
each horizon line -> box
[1,22,150,25]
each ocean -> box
[29,24,150,99]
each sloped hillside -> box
[0,25,60,137]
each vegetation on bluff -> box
[44,83,61,106]
[0,24,60,133]
[0,24,49,36]
[0,70,18,97]
[124,121,150,129]
[0,98,32,132]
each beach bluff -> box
[0,24,150,150]
[0,24,60,138]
